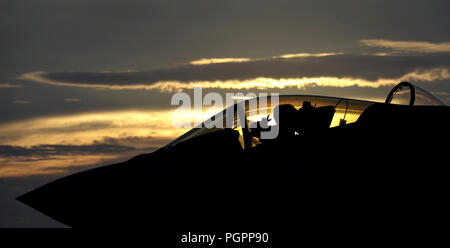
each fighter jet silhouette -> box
[17,82,450,230]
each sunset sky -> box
[1,0,450,227]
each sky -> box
[1,0,450,227]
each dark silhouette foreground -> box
[17,83,449,241]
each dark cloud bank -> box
[0,135,162,159]
[21,54,450,88]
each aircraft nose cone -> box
[15,161,149,227]
[17,176,81,226]
[15,150,170,227]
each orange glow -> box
[0,109,192,178]
[189,58,252,65]
[0,107,242,177]
[274,52,343,59]
[0,110,188,147]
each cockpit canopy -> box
[166,82,447,150]
[167,95,374,149]
[385,81,446,106]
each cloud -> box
[0,110,187,147]
[190,58,252,65]
[0,84,22,88]
[0,143,133,178]
[18,53,450,92]
[273,52,344,59]
[0,134,168,178]
[359,39,450,53]
[0,137,164,178]
[13,100,31,104]
[92,135,173,150]
[0,146,140,178]
[189,53,342,65]
[0,144,135,158]
[64,98,81,102]
[0,107,227,177]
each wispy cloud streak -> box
[0,84,22,88]
[13,100,31,104]
[359,39,450,53]
[64,98,81,102]
[190,58,252,65]
[18,53,450,92]
[273,52,344,59]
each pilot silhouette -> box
[272,104,298,140]
[250,104,297,142]
[297,101,314,135]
